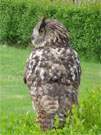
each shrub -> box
[0,0,101,61]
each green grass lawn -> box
[0,45,101,135]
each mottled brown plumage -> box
[24,18,81,130]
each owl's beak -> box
[32,40,35,45]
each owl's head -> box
[32,17,69,47]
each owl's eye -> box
[39,28,44,34]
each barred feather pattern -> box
[24,19,81,130]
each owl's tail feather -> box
[40,95,59,114]
[37,95,59,130]
[67,91,78,112]
[37,109,55,131]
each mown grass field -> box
[0,45,101,135]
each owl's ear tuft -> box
[39,17,47,32]
[41,16,47,23]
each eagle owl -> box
[24,18,81,130]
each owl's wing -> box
[61,48,81,89]
[72,49,81,85]
[62,48,81,105]
[23,49,38,86]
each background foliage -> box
[0,0,101,61]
